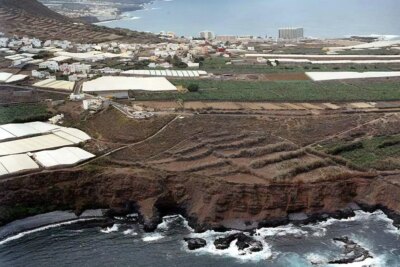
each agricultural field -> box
[316,135,400,171]
[336,49,400,56]
[104,111,390,184]
[0,103,50,124]
[200,57,400,74]
[133,79,400,102]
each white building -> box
[39,61,59,71]
[200,31,216,40]
[59,63,91,75]
[82,77,178,99]
[0,38,9,48]
[187,62,200,68]
[31,38,42,48]
[32,70,50,79]
[215,35,237,43]
[278,27,304,40]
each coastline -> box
[0,203,399,244]
[1,163,400,238]
[93,1,154,26]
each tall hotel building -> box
[278,27,304,40]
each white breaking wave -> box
[305,253,329,265]
[182,210,400,263]
[141,215,192,242]
[100,224,120,234]
[329,255,387,267]
[0,218,100,246]
[255,224,308,237]
[157,215,194,232]
[123,229,138,236]
[142,233,165,242]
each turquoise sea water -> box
[99,0,400,38]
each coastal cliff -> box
[1,167,399,231]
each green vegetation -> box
[336,49,400,56]
[166,55,188,68]
[270,47,326,55]
[200,57,400,74]
[0,104,50,124]
[187,83,199,92]
[319,135,400,170]
[134,79,400,102]
[327,141,364,155]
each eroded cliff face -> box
[1,167,398,231]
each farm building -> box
[0,121,94,177]
[82,77,178,99]
[0,72,28,83]
[122,69,208,78]
[306,71,400,81]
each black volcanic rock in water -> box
[214,233,263,252]
[184,238,207,250]
[329,236,373,264]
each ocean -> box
[97,0,400,38]
[0,210,399,266]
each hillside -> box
[0,0,68,21]
[0,0,160,43]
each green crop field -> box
[317,135,400,170]
[133,79,400,102]
[0,104,50,124]
[200,57,400,74]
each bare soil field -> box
[264,72,311,81]
[235,73,310,81]
[134,100,400,112]
[0,86,67,104]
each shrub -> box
[275,159,331,180]
[187,83,199,92]
[377,139,400,149]
[327,141,363,155]
[250,149,305,169]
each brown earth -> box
[1,107,400,231]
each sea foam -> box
[0,218,100,245]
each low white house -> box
[187,62,200,68]
[32,70,50,79]
[39,61,59,71]
[0,38,9,48]
[59,63,91,75]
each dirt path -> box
[306,113,397,148]
[79,115,180,167]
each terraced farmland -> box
[0,1,159,43]
[143,131,361,184]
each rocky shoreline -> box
[1,209,391,266]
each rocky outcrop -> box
[184,238,207,250]
[0,167,399,231]
[214,233,263,252]
[329,236,372,264]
